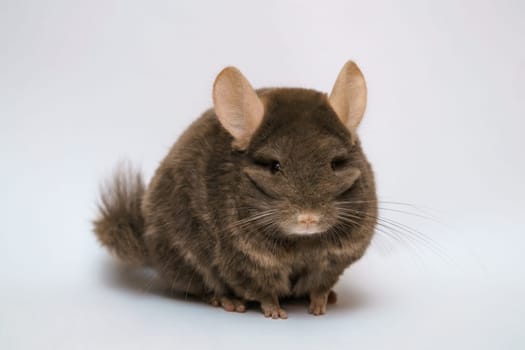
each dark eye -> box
[331,157,349,171]
[253,157,281,174]
[270,160,281,174]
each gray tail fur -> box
[93,164,148,266]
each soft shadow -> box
[99,257,374,314]
[98,258,202,304]
[279,283,373,315]
[325,283,374,314]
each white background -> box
[1,0,524,349]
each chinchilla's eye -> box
[331,157,348,171]
[270,160,281,174]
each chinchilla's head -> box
[213,61,376,237]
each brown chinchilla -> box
[93,61,377,319]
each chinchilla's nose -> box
[297,212,320,225]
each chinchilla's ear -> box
[328,61,367,139]
[213,67,264,150]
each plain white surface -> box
[1,0,524,349]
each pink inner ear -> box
[328,61,367,134]
[213,67,264,150]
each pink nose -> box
[297,213,320,225]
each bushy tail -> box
[93,164,148,266]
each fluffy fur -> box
[93,62,377,319]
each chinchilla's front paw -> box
[260,299,288,319]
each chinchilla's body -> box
[94,61,377,318]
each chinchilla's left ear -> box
[328,61,367,138]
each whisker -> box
[336,200,438,218]
[377,207,439,222]
[339,207,444,251]
[373,225,429,269]
[370,232,396,256]
[375,217,447,257]
[336,205,452,265]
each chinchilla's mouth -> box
[284,223,326,236]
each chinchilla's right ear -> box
[213,67,264,150]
